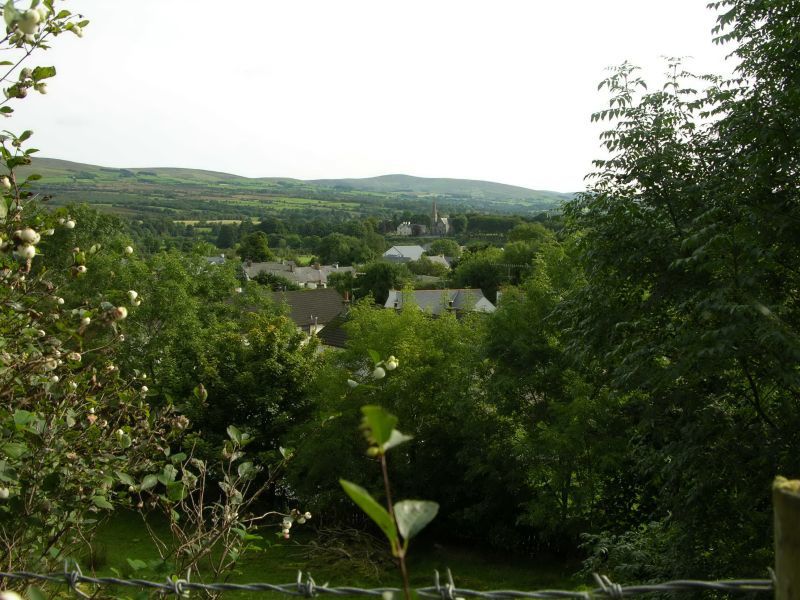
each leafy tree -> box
[356,261,412,304]
[452,247,504,302]
[316,233,373,265]
[406,255,449,278]
[216,223,237,248]
[507,222,551,245]
[426,238,460,258]
[254,270,300,291]
[560,0,800,578]
[238,231,274,262]
[449,214,467,234]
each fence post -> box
[774,476,800,600]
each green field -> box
[17,158,569,222]
[86,512,579,599]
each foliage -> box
[451,246,504,302]
[355,261,411,304]
[340,401,438,600]
[238,231,274,262]
[558,0,800,577]
[254,270,300,291]
[406,255,449,278]
[425,238,460,258]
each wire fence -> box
[0,565,775,599]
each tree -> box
[0,5,179,573]
[356,261,412,304]
[560,0,800,578]
[426,238,460,258]
[216,223,237,248]
[452,247,504,302]
[238,231,274,262]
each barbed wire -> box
[0,564,775,599]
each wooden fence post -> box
[774,476,800,600]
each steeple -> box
[432,199,438,224]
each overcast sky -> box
[11,1,735,192]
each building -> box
[243,260,355,288]
[382,245,426,263]
[431,201,452,236]
[268,288,348,335]
[384,289,496,315]
[396,222,413,236]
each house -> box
[425,254,453,270]
[382,245,426,263]
[431,201,452,236]
[316,313,349,349]
[396,222,413,236]
[268,288,348,335]
[243,260,355,288]
[383,289,496,315]
[205,255,226,265]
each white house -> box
[396,222,413,236]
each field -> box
[89,512,579,598]
[18,158,570,222]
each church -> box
[431,200,452,236]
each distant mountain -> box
[311,174,570,202]
[15,157,570,220]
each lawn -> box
[86,512,581,599]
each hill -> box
[310,174,569,203]
[16,157,570,221]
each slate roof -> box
[382,245,426,262]
[244,261,355,285]
[383,289,496,315]
[316,314,349,348]
[268,288,347,328]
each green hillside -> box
[311,173,570,203]
[16,157,570,221]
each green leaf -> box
[166,481,187,502]
[27,586,46,600]
[169,452,187,463]
[360,405,397,447]
[116,471,134,486]
[226,424,242,444]
[31,66,56,82]
[340,479,397,544]
[367,349,381,365]
[394,500,439,540]
[18,130,32,142]
[140,474,158,490]
[126,558,147,571]
[2,442,27,459]
[4,1,19,28]
[92,495,113,509]
[237,461,254,478]
[383,429,413,452]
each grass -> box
[88,512,580,598]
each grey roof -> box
[205,256,226,265]
[268,288,347,328]
[383,289,496,315]
[317,314,349,348]
[426,255,452,269]
[382,245,426,262]
[244,261,355,285]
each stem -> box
[380,453,411,600]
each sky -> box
[11,0,736,193]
